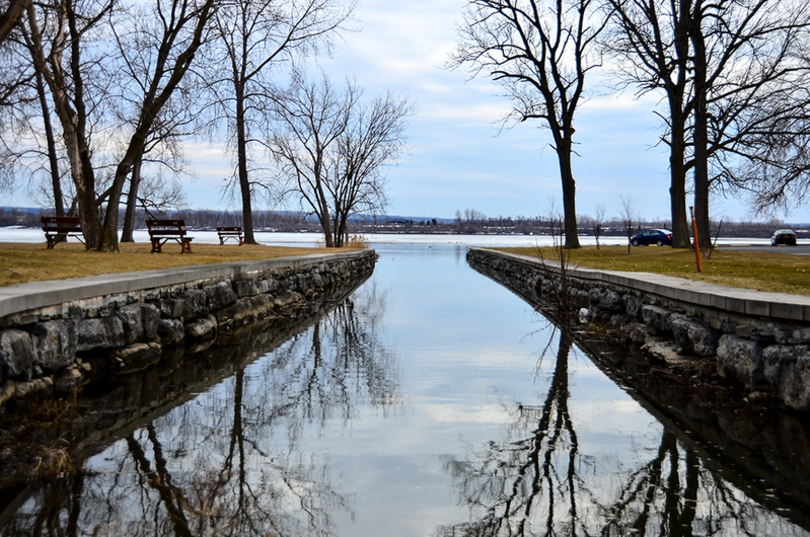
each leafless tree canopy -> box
[204,0,355,244]
[270,74,411,247]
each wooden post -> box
[690,206,702,272]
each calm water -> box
[2,242,809,536]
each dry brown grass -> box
[0,241,345,287]
[500,245,810,296]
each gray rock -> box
[234,278,259,298]
[158,318,185,345]
[209,281,238,309]
[762,345,810,411]
[160,298,185,319]
[274,290,299,309]
[0,380,15,406]
[183,288,208,318]
[588,288,604,307]
[184,314,218,343]
[630,323,649,344]
[623,294,643,317]
[117,303,160,345]
[0,329,35,381]
[791,327,810,343]
[116,305,142,345]
[15,377,53,398]
[671,314,720,356]
[29,320,77,372]
[76,317,125,352]
[599,290,624,312]
[111,342,162,375]
[641,305,673,333]
[53,366,83,394]
[257,279,279,294]
[249,294,274,319]
[717,334,765,388]
[215,298,255,327]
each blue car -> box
[630,229,672,247]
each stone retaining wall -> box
[0,250,376,409]
[467,247,810,412]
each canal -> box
[2,240,809,536]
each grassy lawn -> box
[0,242,341,287]
[500,245,810,296]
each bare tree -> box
[20,0,217,251]
[440,331,583,536]
[697,2,810,225]
[0,33,38,196]
[118,102,193,242]
[270,76,409,247]
[270,74,352,247]
[688,0,810,248]
[451,0,610,249]
[206,0,354,245]
[1,3,74,216]
[593,202,606,249]
[619,194,638,254]
[327,91,412,246]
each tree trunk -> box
[0,0,29,43]
[317,187,333,247]
[35,69,64,217]
[71,139,103,250]
[319,211,334,247]
[235,82,257,245]
[669,0,692,249]
[690,2,711,250]
[556,137,580,249]
[120,155,143,242]
[669,121,691,248]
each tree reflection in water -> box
[1,284,398,537]
[439,327,808,537]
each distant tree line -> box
[0,207,797,241]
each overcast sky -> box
[7,0,808,224]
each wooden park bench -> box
[146,219,193,253]
[217,226,244,245]
[41,216,85,249]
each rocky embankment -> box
[467,247,810,411]
[0,250,377,410]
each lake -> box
[1,238,808,536]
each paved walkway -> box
[724,244,810,256]
[0,250,367,320]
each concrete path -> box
[723,244,810,256]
